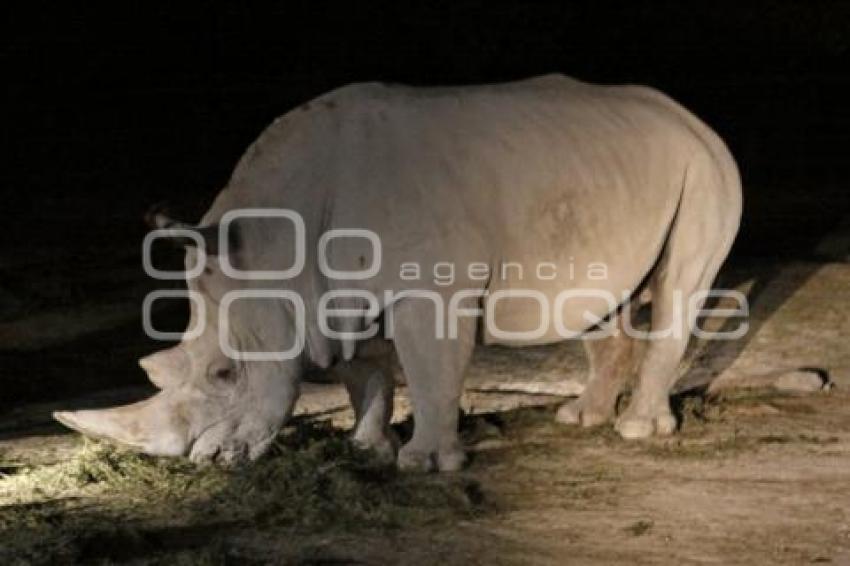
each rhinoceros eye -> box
[208,364,237,383]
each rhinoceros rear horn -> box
[144,203,236,255]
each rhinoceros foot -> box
[397,442,466,473]
[351,427,398,465]
[615,410,677,439]
[555,398,612,428]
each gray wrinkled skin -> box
[54,74,741,470]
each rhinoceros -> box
[54,74,741,471]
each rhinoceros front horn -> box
[53,392,190,456]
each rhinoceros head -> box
[54,213,303,462]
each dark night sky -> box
[5,0,850,266]
[2,0,850,405]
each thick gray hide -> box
[54,75,741,470]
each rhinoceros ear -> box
[139,346,190,389]
[144,204,232,256]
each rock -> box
[772,369,828,392]
[470,379,585,398]
[705,367,830,395]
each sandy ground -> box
[1,258,849,564]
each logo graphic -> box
[142,208,749,359]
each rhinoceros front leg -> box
[336,357,398,462]
[390,300,475,472]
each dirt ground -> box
[1,257,849,565]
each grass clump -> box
[0,422,483,564]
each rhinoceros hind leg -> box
[556,298,639,427]
[390,300,475,472]
[616,160,738,439]
[615,263,729,439]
